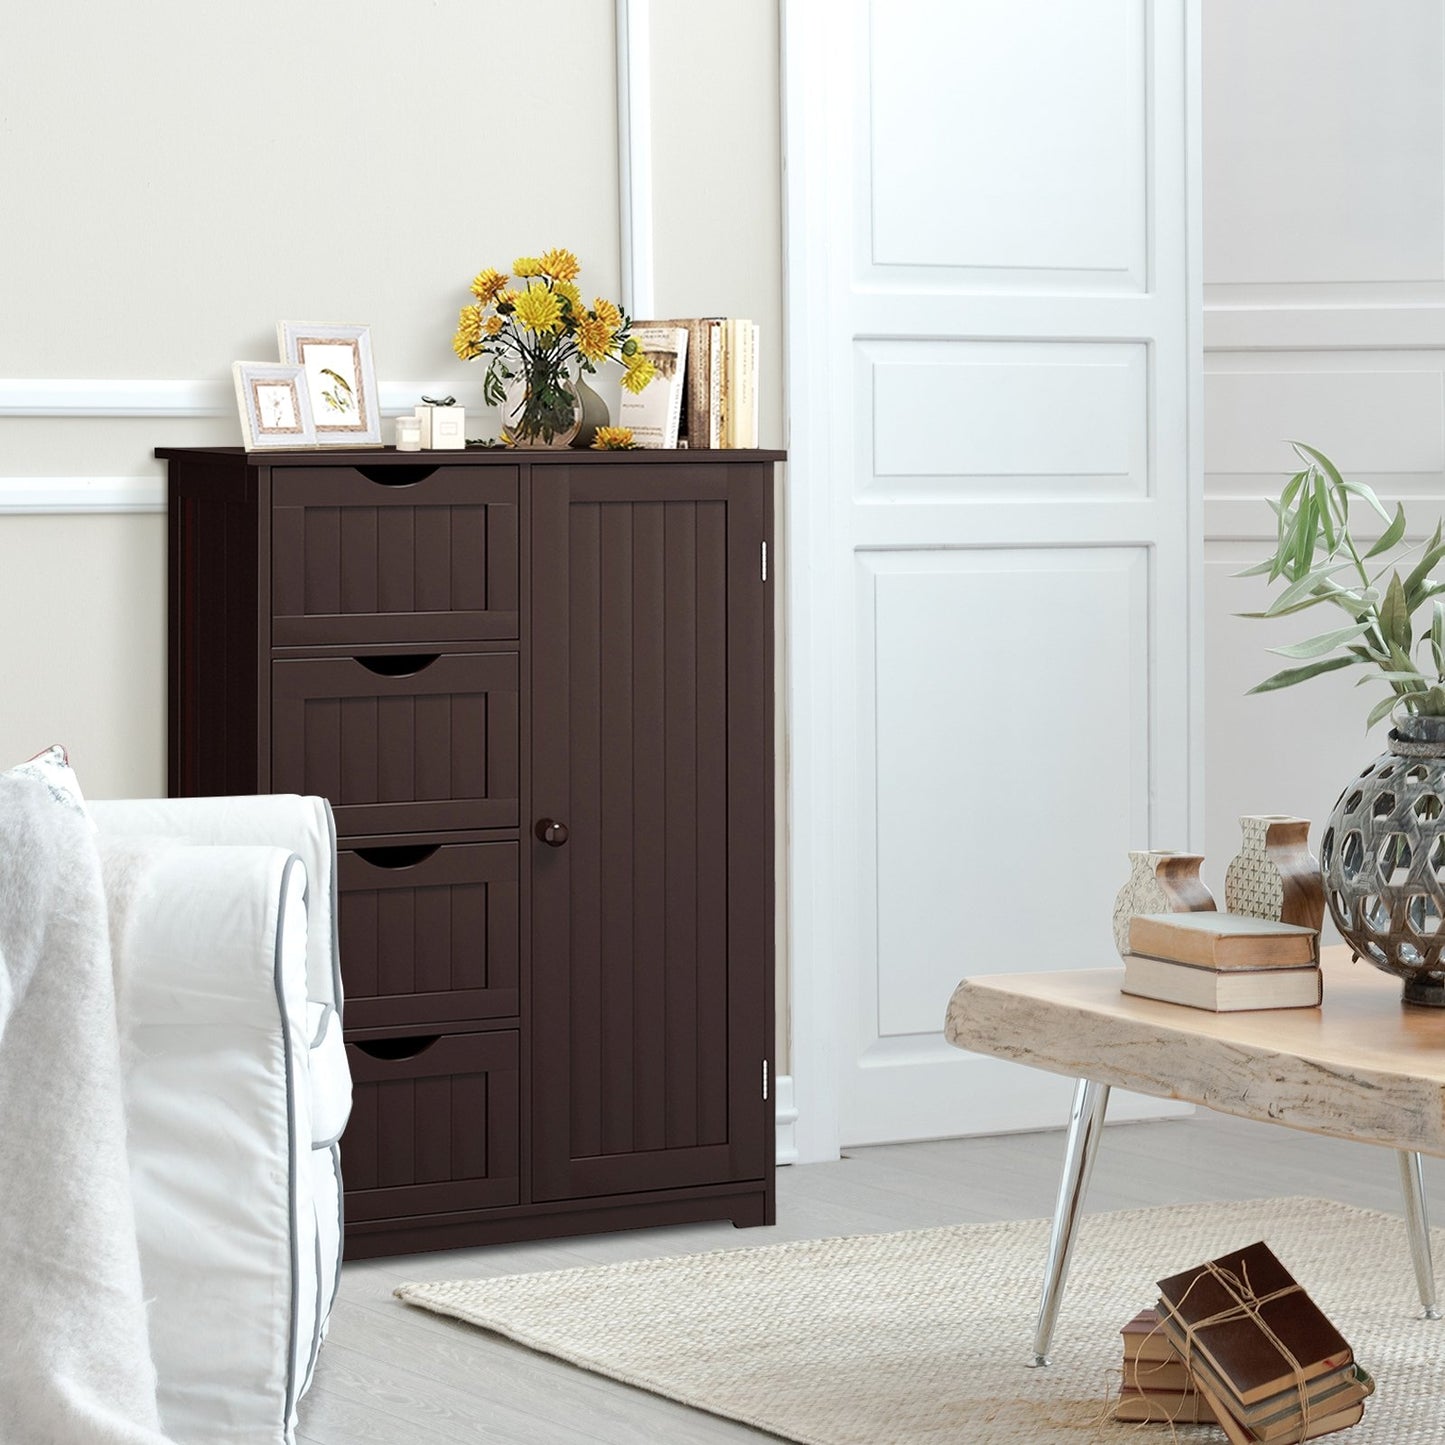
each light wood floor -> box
[299,1112,1445,1443]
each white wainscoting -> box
[1201,0,1445,907]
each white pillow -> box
[3,745,96,828]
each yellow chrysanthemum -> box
[620,353,656,394]
[591,426,636,451]
[512,284,563,334]
[452,304,485,360]
[576,313,614,362]
[593,297,623,332]
[540,248,581,282]
[496,289,520,310]
[554,279,582,314]
[484,314,504,336]
[513,256,543,278]
[470,267,508,304]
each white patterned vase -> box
[1111,850,1217,958]
[1224,815,1324,932]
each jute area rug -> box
[395,1197,1442,1444]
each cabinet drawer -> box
[271,652,519,835]
[343,1030,519,1220]
[271,465,519,646]
[339,841,519,1028]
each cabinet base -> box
[343,1181,774,1261]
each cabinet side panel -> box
[167,457,259,797]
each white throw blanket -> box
[0,775,173,1444]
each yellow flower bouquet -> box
[453,249,654,446]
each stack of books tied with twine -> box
[1136,1240,1374,1442]
[1122,912,1322,1012]
[1116,1308,1217,1424]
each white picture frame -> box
[232,361,317,449]
[277,320,381,445]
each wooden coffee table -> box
[944,946,1445,1364]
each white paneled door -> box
[784,0,1203,1154]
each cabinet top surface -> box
[156,446,786,465]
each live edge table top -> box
[944,947,1445,1159]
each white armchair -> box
[92,794,351,1445]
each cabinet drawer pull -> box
[353,1034,442,1061]
[354,653,441,677]
[356,464,437,487]
[353,843,440,869]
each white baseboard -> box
[775,1073,798,1166]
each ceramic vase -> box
[571,369,610,449]
[1111,850,1216,958]
[1320,714,1445,1005]
[1224,815,1324,931]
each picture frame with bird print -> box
[277,320,382,445]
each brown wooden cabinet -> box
[162,446,778,1259]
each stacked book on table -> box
[1122,912,1321,1012]
[1117,1241,1374,1441]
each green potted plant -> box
[1245,442,1445,1003]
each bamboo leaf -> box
[1247,654,1358,694]
[1433,601,1444,677]
[1364,502,1407,558]
[1266,558,1366,615]
[1381,572,1411,650]
[1367,692,1401,729]
[1267,622,1372,659]
[1233,557,1280,578]
[1357,669,1427,685]
[1404,535,1445,607]
[1290,441,1346,491]
[1314,473,1337,551]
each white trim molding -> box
[615,0,654,318]
[0,477,165,514]
[775,1074,798,1166]
[0,379,459,419]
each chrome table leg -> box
[1031,1077,1111,1366]
[1399,1150,1441,1320]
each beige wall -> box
[0,0,783,797]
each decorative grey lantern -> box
[1320,715,1445,1005]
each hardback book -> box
[1122,1357,1192,1391]
[1129,912,1319,969]
[1181,1344,1372,1437]
[1191,1368,1367,1444]
[1156,1241,1353,1407]
[723,317,757,448]
[635,317,721,447]
[1122,954,1323,1012]
[1114,1385,1216,1424]
[1121,1306,1184,1364]
[617,324,689,448]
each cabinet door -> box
[530,464,773,1201]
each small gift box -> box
[415,396,466,450]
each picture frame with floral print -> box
[277,320,382,445]
[232,360,317,449]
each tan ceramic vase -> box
[1111,850,1216,958]
[1224,814,1325,932]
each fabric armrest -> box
[122,842,314,1442]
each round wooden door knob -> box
[535,818,569,847]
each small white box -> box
[415,403,466,450]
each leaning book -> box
[617,324,689,448]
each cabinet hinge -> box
[763,1059,770,1101]
[760,541,768,583]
